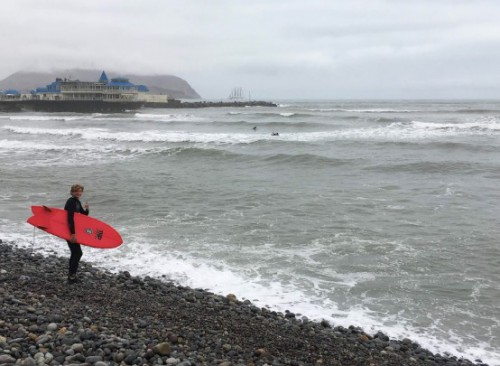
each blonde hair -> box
[70,184,84,194]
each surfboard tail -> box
[27,215,48,230]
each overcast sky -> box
[1,0,499,99]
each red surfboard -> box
[27,206,123,248]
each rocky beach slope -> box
[0,241,488,366]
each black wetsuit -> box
[64,196,89,276]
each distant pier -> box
[143,99,277,109]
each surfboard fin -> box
[42,206,52,212]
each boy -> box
[64,184,89,284]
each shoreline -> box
[0,241,488,366]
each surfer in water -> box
[65,184,89,284]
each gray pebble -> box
[71,343,84,353]
[85,355,103,364]
[21,357,36,366]
[0,355,16,364]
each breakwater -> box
[0,99,276,113]
[143,100,277,108]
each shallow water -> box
[1,100,499,365]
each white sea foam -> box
[0,138,134,155]
[0,139,69,151]
[0,138,146,167]
[3,118,499,148]
[228,111,296,117]
[4,120,499,146]
[287,119,500,142]
[411,118,500,132]
[307,108,420,113]
[134,113,206,122]
[1,125,249,143]
[1,113,203,124]
[4,125,107,137]
[99,131,261,143]
[5,115,86,122]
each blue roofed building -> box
[98,71,109,84]
[0,89,22,99]
[4,89,20,95]
[29,72,143,102]
[0,70,169,110]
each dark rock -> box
[320,320,331,328]
[85,356,103,364]
[153,342,171,356]
[123,352,139,365]
[68,353,86,363]
[113,352,125,363]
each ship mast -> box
[228,87,245,101]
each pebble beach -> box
[0,241,488,366]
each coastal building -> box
[30,71,145,102]
[0,89,22,99]
[0,71,168,112]
[137,92,169,104]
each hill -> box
[0,69,201,99]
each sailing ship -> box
[228,87,248,101]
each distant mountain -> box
[0,69,201,99]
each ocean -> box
[0,100,499,365]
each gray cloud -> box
[1,0,499,99]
